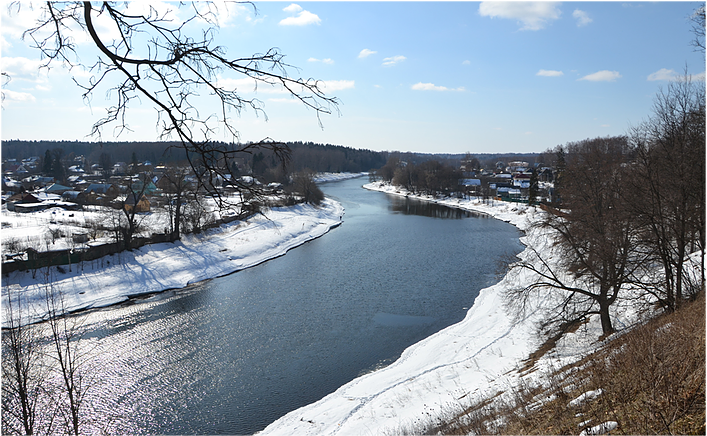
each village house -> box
[121,193,151,212]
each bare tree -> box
[289,170,324,205]
[181,195,215,234]
[116,173,151,250]
[161,166,194,240]
[690,5,705,54]
[43,281,91,436]
[2,286,47,435]
[20,2,339,210]
[628,75,706,310]
[508,137,643,337]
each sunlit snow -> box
[2,176,684,434]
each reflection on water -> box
[387,195,486,219]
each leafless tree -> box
[508,137,643,337]
[289,170,324,205]
[2,286,47,435]
[117,172,151,250]
[43,281,92,436]
[181,195,215,234]
[160,166,194,240]
[690,5,705,54]
[19,1,339,209]
[3,272,96,436]
[628,75,705,310]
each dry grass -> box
[432,292,705,435]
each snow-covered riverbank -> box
[3,199,344,326]
[3,176,650,434]
[259,182,645,435]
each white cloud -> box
[267,98,299,104]
[692,71,706,81]
[309,58,335,65]
[382,55,406,67]
[1,89,36,103]
[579,70,622,82]
[1,57,49,84]
[215,76,288,94]
[462,60,471,65]
[1,3,44,41]
[667,71,706,82]
[573,9,592,27]
[411,82,464,92]
[280,4,321,26]
[216,76,353,95]
[647,68,678,81]
[319,80,355,91]
[478,2,561,31]
[536,69,564,77]
[358,49,377,59]
[194,1,252,27]
[283,4,303,14]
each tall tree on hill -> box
[508,137,642,337]
[628,75,705,311]
[18,1,339,210]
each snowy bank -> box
[259,182,644,435]
[3,199,344,326]
[313,172,368,183]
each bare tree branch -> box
[20,1,341,209]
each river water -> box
[21,178,524,434]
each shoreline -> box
[259,181,637,435]
[4,177,646,434]
[3,198,345,327]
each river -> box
[19,177,524,434]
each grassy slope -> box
[433,292,705,435]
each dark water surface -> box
[36,178,524,434]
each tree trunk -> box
[598,300,614,337]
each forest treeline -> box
[3,138,544,177]
[2,140,387,175]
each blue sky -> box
[1,1,704,154]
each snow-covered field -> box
[2,175,654,434]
